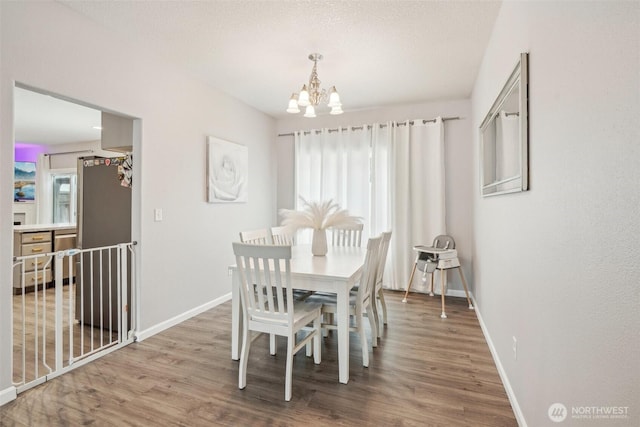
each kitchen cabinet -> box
[13,224,76,294]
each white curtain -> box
[372,118,446,291]
[294,127,371,242]
[294,118,446,292]
[496,111,520,180]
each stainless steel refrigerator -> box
[76,156,132,331]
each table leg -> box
[231,270,241,360]
[337,284,350,384]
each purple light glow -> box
[15,143,46,163]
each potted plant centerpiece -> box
[279,198,362,256]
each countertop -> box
[14,223,77,233]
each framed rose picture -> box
[206,136,248,203]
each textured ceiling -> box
[17,1,502,145]
[58,0,502,118]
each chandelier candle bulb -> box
[287,53,343,116]
[304,105,316,118]
[286,94,300,113]
[328,86,341,107]
[298,85,310,107]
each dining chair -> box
[239,228,270,245]
[306,235,381,367]
[371,231,392,342]
[239,228,277,353]
[330,223,364,247]
[270,226,294,245]
[232,242,322,401]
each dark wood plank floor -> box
[0,291,517,426]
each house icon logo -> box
[548,403,568,422]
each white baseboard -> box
[134,293,231,342]
[0,386,17,407]
[472,295,527,427]
[445,289,470,298]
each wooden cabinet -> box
[13,225,77,294]
[13,230,53,293]
[54,228,77,283]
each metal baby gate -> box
[12,242,136,393]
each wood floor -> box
[0,291,517,426]
[12,284,119,386]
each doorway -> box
[11,84,139,393]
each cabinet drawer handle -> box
[31,236,44,241]
[31,248,43,253]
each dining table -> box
[229,244,367,384]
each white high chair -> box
[402,235,474,318]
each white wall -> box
[0,1,276,399]
[471,1,640,425]
[276,99,474,293]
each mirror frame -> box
[479,52,529,197]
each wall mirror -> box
[480,52,529,197]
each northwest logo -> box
[548,403,568,422]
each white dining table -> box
[229,244,367,384]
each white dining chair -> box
[329,223,364,247]
[233,242,322,401]
[239,228,277,353]
[239,228,270,245]
[270,226,294,245]
[371,231,392,342]
[306,235,381,367]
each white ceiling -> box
[16,0,502,145]
[14,87,102,145]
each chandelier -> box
[286,53,343,117]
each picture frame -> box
[14,161,36,202]
[206,136,248,203]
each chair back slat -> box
[376,231,392,288]
[356,236,382,306]
[330,223,364,247]
[233,243,293,325]
[271,226,294,245]
[239,229,270,245]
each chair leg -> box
[370,295,380,341]
[305,337,312,357]
[367,305,378,348]
[357,314,369,367]
[270,334,276,356]
[440,270,447,319]
[285,335,294,401]
[239,326,250,390]
[402,257,419,303]
[378,289,388,326]
[429,273,435,296]
[458,267,474,310]
[313,317,321,364]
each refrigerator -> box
[76,156,132,331]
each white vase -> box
[311,228,328,256]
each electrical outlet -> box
[154,208,163,222]
[512,336,517,360]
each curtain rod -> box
[44,149,94,157]
[277,116,460,137]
